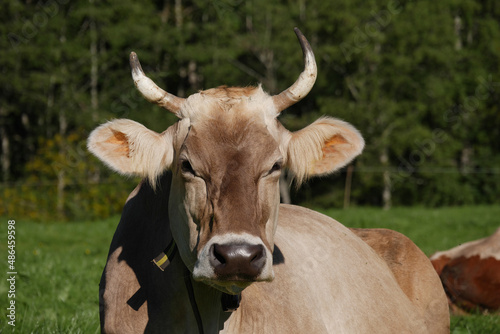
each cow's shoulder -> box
[264,204,432,333]
[273,206,448,333]
[100,174,175,333]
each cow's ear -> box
[286,117,364,184]
[87,119,174,186]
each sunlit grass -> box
[317,205,500,256]
[0,218,116,333]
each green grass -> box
[1,206,499,333]
[317,205,500,256]
[0,218,117,333]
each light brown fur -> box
[352,228,450,333]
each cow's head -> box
[88,29,364,295]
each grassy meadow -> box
[1,206,499,333]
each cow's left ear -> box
[286,117,364,184]
[87,119,175,186]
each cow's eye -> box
[180,159,196,176]
[268,161,283,175]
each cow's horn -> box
[272,28,317,113]
[130,52,185,116]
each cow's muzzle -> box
[192,233,275,294]
[209,243,266,281]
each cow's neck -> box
[150,173,234,333]
[159,246,232,333]
[188,274,233,333]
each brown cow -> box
[430,228,500,313]
[89,28,449,333]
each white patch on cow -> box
[192,233,274,294]
[430,227,500,261]
[180,86,277,128]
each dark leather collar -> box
[221,293,241,312]
[153,240,241,334]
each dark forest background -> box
[1,0,499,220]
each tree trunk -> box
[56,21,68,219]
[382,170,391,210]
[298,0,306,21]
[454,15,462,51]
[187,60,201,91]
[90,18,99,122]
[57,96,67,219]
[380,148,391,210]
[344,164,353,209]
[460,146,473,175]
[88,2,101,184]
[175,0,187,97]
[0,107,10,182]
[175,0,182,28]
[245,0,253,31]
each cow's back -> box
[351,228,450,333]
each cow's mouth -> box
[195,276,253,295]
[194,268,276,295]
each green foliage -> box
[0,132,138,221]
[1,0,500,218]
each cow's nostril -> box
[212,244,227,265]
[250,247,265,264]
[210,243,265,280]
